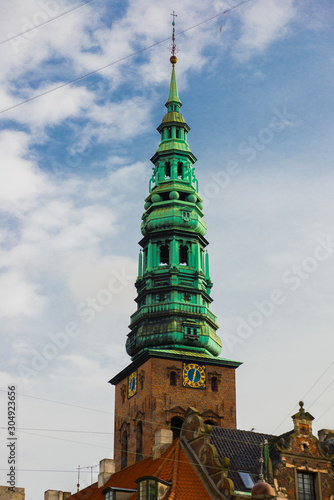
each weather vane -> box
[169,11,179,66]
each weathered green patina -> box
[126,59,223,361]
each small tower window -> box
[160,245,169,266]
[120,385,126,404]
[170,371,177,386]
[211,377,218,392]
[177,162,183,178]
[176,128,180,139]
[121,431,128,469]
[179,245,188,265]
[165,162,171,179]
[171,416,184,440]
[136,421,143,462]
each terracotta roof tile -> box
[67,439,211,500]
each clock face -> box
[128,371,137,398]
[183,363,206,389]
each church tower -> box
[110,18,241,471]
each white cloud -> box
[233,0,296,60]
[0,271,46,317]
[0,130,49,212]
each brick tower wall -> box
[113,356,237,471]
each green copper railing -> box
[130,301,217,324]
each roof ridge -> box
[168,439,181,499]
[155,439,178,476]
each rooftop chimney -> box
[44,491,71,500]
[98,459,115,488]
[152,428,173,459]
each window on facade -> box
[165,162,171,178]
[160,245,169,265]
[136,421,143,462]
[170,371,176,386]
[121,431,128,469]
[177,162,183,178]
[211,376,218,392]
[121,387,126,404]
[171,416,184,440]
[179,245,188,265]
[184,324,200,338]
[238,472,255,490]
[297,471,316,500]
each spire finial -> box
[169,11,178,66]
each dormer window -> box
[102,487,136,500]
[183,323,200,338]
[136,477,170,500]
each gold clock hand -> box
[192,369,197,383]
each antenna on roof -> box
[77,465,80,492]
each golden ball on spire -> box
[170,55,177,65]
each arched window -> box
[121,431,128,469]
[160,245,169,266]
[171,416,184,440]
[204,420,216,426]
[165,162,171,179]
[179,245,188,265]
[136,421,143,462]
[211,377,218,392]
[170,371,176,386]
[177,162,183,178]
[176,128,180,139]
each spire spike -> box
[166,12,181,111]
[170,11,178,63]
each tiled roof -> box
[211,427,276,492]
[67,439,212,500]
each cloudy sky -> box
[0,0,333,498]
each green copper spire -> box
[125,16,224,362]
[166,65,182,112]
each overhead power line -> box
[0,388,113,414]
[272,360,334,434]
[0,0,97,47]
[0,0,253,116]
